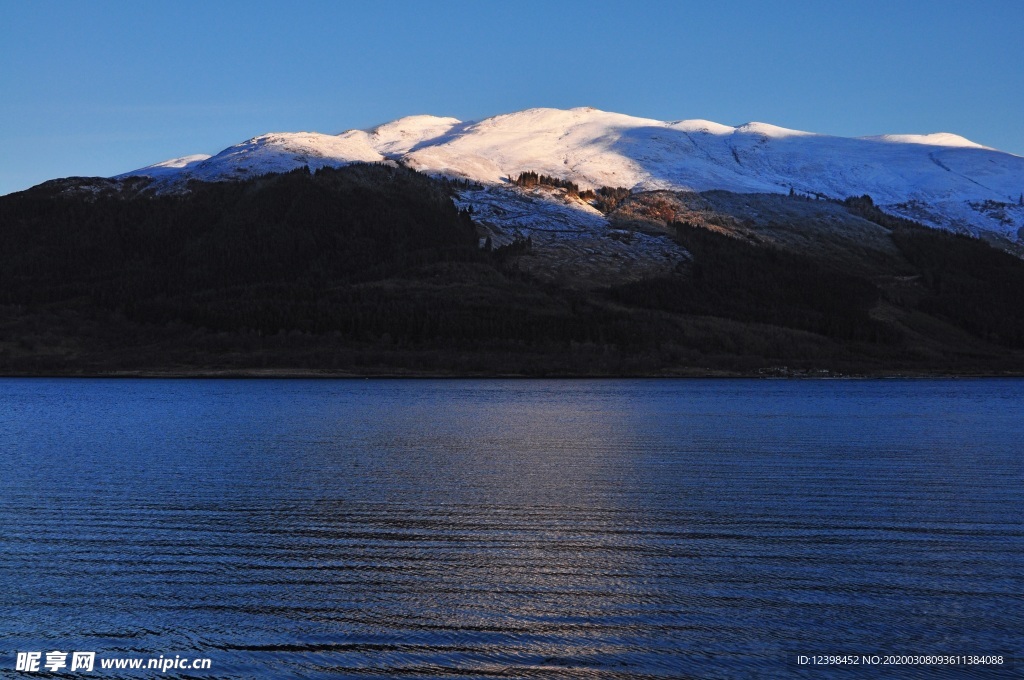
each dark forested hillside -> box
[1,165,1023,376]
[0,165,479,306]
[608,223,897,344]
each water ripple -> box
[0,379,1021,678]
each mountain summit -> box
[120,106,1024,240]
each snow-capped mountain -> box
[119,106,1024,240]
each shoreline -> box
[3,368,1023,379]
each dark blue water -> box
[0,379,1021,678]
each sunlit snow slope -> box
[119,107,1024,239]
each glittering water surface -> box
[0,379,1021,678]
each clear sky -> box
[1,0,1021,195]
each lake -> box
[0,379,1021,678]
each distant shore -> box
[3,367,1022,379]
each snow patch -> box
[114,154,210,180]
[114,106,1024,239]
[367,115,462,155]
[734,122,815,139]
[864,133,992,150]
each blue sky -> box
[1,0,1021,195]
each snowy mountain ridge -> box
[119,106,1024,240]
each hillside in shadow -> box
[1,164,1023,376]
